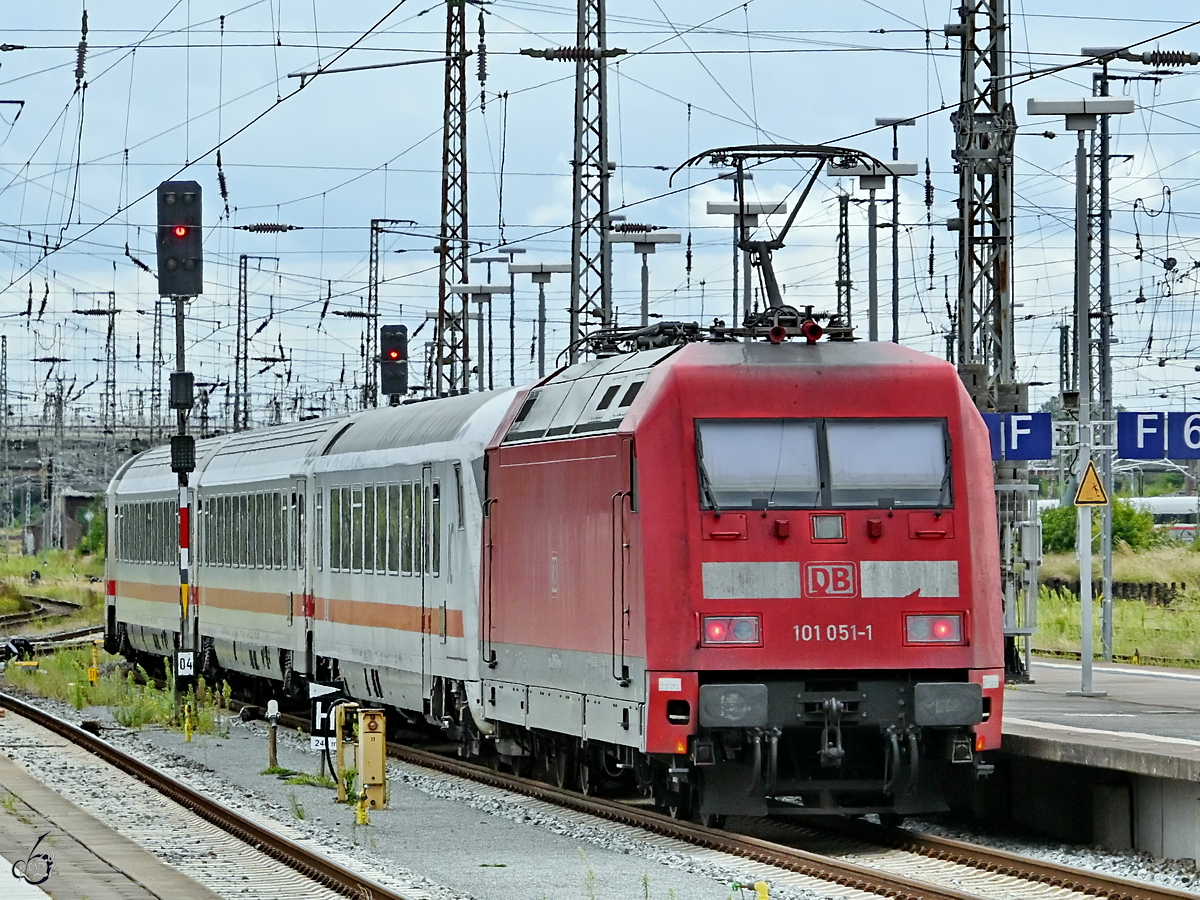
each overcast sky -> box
[2,2,1200,431]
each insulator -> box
[546,47,597,61]
[218,170,229,202]
[924,159,934,208]
[1141,50,1200,67]
[239,223,297,233]
[611,222,656,233]
[477,44,487,83]
[75,41,87,85]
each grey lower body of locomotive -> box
[693,678,986,817]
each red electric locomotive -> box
[483,330,1003,820]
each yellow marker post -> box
[87,640,99,686]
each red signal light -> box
[387,349,401,360]
[173,225,188,238]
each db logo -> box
[804,562,857,597]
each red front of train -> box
[486,338,1003,818]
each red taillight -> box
[905,614,963,644]
[701,616,760,646]
[106,579,116,597]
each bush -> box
[1040,498,1156,555]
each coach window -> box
[453,465,465,529]
[695,419,821,509]
[339,487,352,571]
[387,485,400,574]
[351,487,364,572]
[264,493,275,568]
[412,482,425,573]
[362,485,376,572]
[431,481,441,576]
[221,496,230,566]
[401,483,414,575]
[329,488,342,570]
[374,485,387,574]
[826,419,949,508]
[274,491,284,568]
[315,489,323,571]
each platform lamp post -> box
[495,247,526,386]
[509,262,571,378]
[838,162,918,341]
[449,284,511,392]
[1028,96,1134,697]
[607,230,682,327]
[470,255,509,390]
[875,117,916,343]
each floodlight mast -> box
[673,145,886,314]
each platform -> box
[0,751,221,900]
[1004,658,1200,781]
[991,659,1200,859]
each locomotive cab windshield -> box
[695,417,952,510]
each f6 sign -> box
[1117,412,1200,459]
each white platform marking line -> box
[1032,660,1200,681]
[1006,716,1200,749]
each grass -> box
[284,772,337,789]
[288,790,306,820]
[0,548,106,632]
[3,648,233,734]
[1039,544,1200,585]
[1034,585,1200,665]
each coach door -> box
[291,478,310,675]
[419,463,442,697]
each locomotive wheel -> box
[577,748,598,796]
[664,782,694,821]
[552,743,576,790]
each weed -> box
[284,773,336,789]
[339,766,358,801]
[576,848,596,900]
[288,791,306,820]
[260,765,300,777]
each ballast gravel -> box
[1,692,835,900]
[3,689,1197,900]
[903,816,1200,895]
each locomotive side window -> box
[826,420,949,508]
[696,419,821,509]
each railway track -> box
[0,692,420,900]
[0,594,84,630]
[3,690,1194,900]
[383,741,1194,900]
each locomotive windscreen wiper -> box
[694,429,721,515]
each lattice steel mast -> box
[946,1,1038,678]
[569,0,615,359]
[435,0,470,396]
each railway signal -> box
[379,324,408,399]
[156,181,203,297]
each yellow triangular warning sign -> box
[1074,459,1109,506]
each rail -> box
[0,692,419,900]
